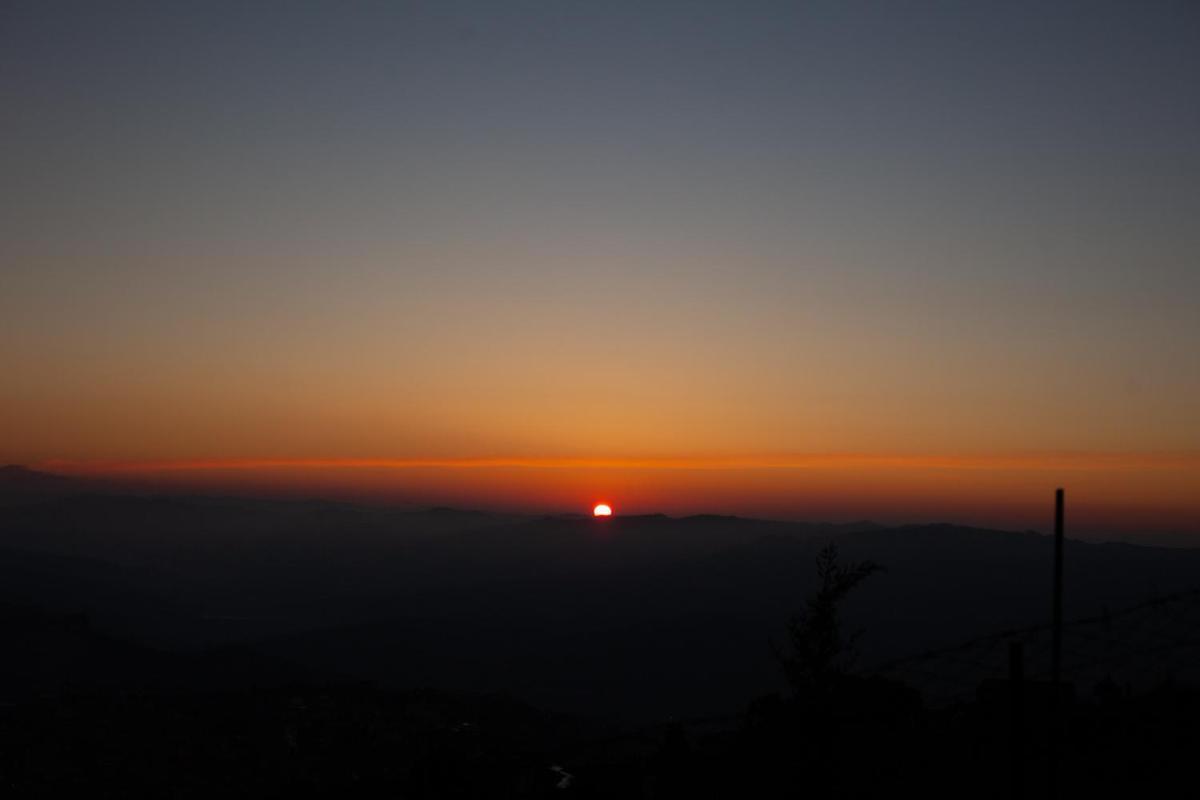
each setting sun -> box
[593,503,613,517]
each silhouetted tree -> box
[774,543,882,696]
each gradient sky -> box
[3,1,1198,531]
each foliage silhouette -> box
[773,543,883,696]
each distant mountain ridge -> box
[2,483,1199,718]
[0,464,83,500]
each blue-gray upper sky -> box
[2,1,1198,477]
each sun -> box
[592,503,613,517]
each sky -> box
[2,1,1198,533]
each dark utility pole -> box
[1051,488,1064,687]
[1048,488,1065,796]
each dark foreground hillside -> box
[2,471,1200,795]
[4,661,1200,798]
[3,475,1199,718]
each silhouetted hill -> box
[835,524,1200,659]
[2,490,1200,720]
[251,520,1200,718]
[0,545,201,646]
[0,602,315,703]
[0,465,85,505]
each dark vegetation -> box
[2,467,1199,796]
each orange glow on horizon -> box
[26,450,1199,536]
